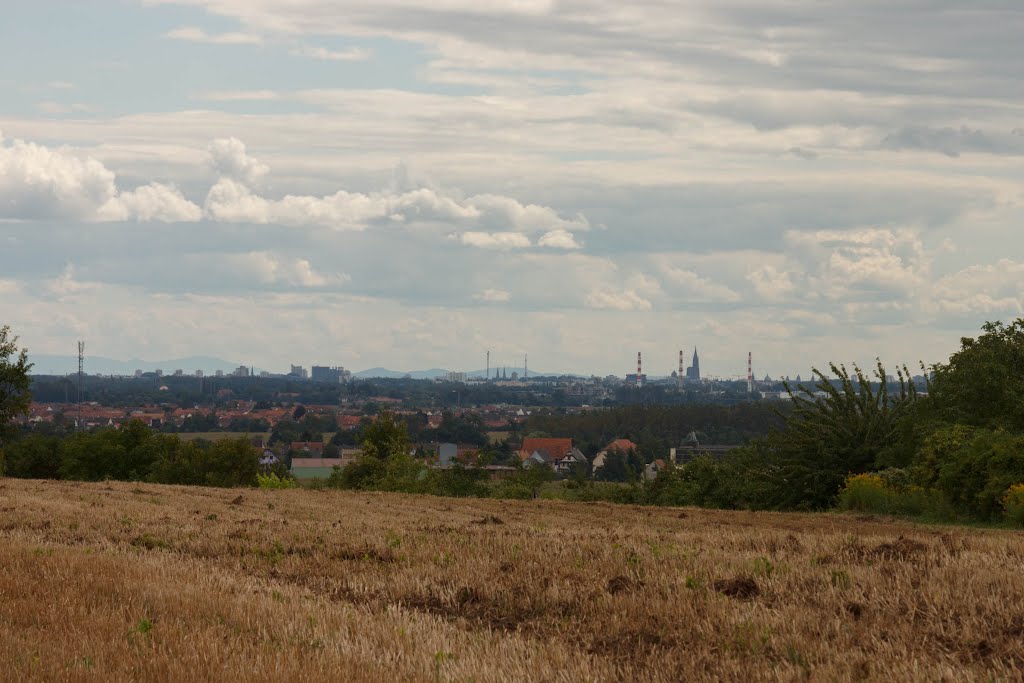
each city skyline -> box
[2,2,1022,377]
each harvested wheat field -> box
[1,480,1023,682]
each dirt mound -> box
[713,576,760,600]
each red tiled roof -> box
[522,437,572,458]
[604,439,638,453]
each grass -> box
[1,479,1023,681]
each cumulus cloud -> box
[97,183,202,222]
[537,229,581,249]
[784,228,929,299]
[468,194,590,234]
[459,231,531,249]
[928,259,1024,316]
[208,138,269,185]
[0,132,118,220]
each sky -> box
[1,1,1023,378]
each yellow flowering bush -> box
[837,473,890,512]
[1002,483,1024,526]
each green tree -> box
[0,326,33,456]
[2,435,62,479]
[743,360,919,510]
[925,319,1024,431]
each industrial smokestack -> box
[678,349,683,390]
[637,351,643,388]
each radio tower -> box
[77,341,85,431]
[678,349,684,391]
[747,351,753,395]
[636,351,643,388]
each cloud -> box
[165,26,262,45]
[37,102,90,115]
[208,137,269,185]
[474,288,511,302]
[291,45,371,61]
[459,232,531,249]
[747,265,795,302]
[0,132,202,223]
[0,132,118,220]
[928,259,1024,316]
[218,252,348,288]
[537,229,580,249]
[467,194,590,234]
[585,288,652,311]
[880,125,1024,157]
[97,183,202,222]
[658,264,741,303]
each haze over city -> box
[2,2,1023,377]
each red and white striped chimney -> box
[637,351,643,388]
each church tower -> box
[689,347,700,381]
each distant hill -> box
[29,354,244,376]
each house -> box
[290,441,324,455]
[644,459,668,481]
[519,438,588,474]
[592,439,638,470]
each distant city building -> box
[173,369,183,377]
[134,369,142,378]
[215,370,224,377]
[232,366,251,378]
[288,365,309,379]
[155,369,163,377]
[446,371,467,383]
[195,370,204,378]
[311,366,345,383]
[685,347,701,381]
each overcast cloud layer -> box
[1,1,1023,377]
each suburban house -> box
[592,438,638,470]
[644,458,668,481]
[518,437,588,474]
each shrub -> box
[1002,483,1024,526]
[257,473,298,490]
[836,471,955,520]
[837,473,891,513]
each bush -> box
[836,473,891,513]
[1002,483,1024,526]
[257,473,298,490]
[836,471,955,520]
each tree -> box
[0,326,33,451]
[754,360,919,509]
[925,319,1024,431]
